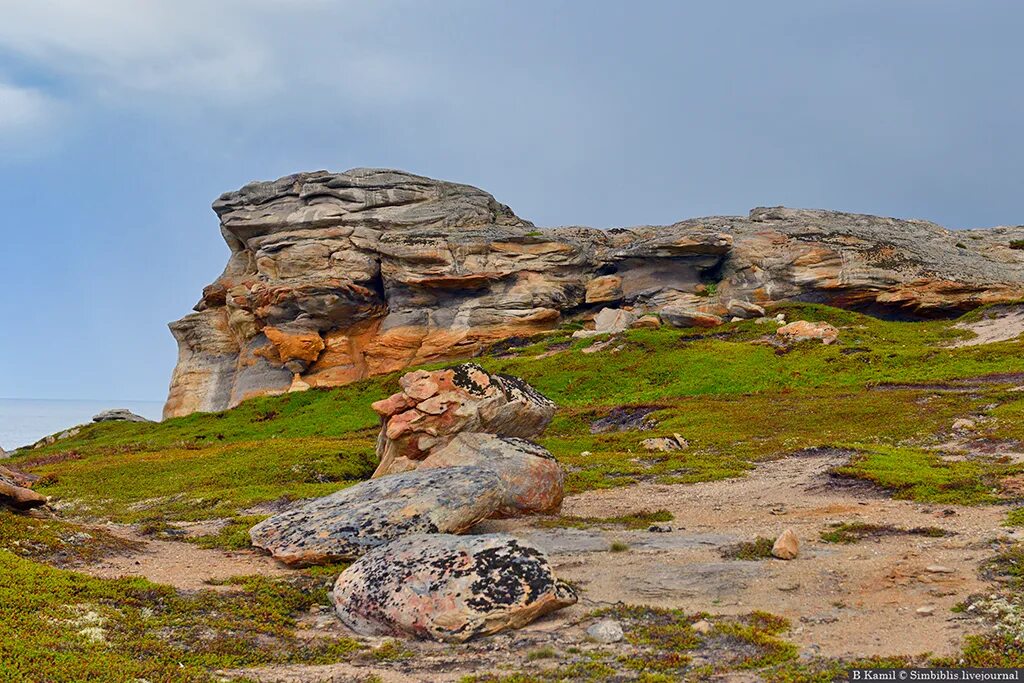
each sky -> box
[2,0,1023,403]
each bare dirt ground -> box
[952,308,1024,346]
[80,523,289,590]
[216,448,1019,682]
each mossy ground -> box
[7,303,1024,679]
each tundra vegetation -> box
[5,303,1024,681]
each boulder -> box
[772,528,800,560]
[418,433,564,518]
[371,364,556,477]
[92,409,152,423]
[0,465,45,510]
[572,307,637,339]
[630,314,662,330]
[249,466,503,566]
[776,320,839,345]
[727,299,767,319]
[331,533,577,642]
[660,306,724,329]
[641,434,689,452]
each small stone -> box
[772,528,800,560]
[692,619,713,635]
[648,524,672,533]
[926,565,954,574]
[777,583,801,592]
[952,418,976,432]
[586,619,624,643]
[580,451,592,457]
[630,314,662,330]
[916,605,936,616]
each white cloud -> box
[0,80,58,139]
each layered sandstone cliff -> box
[164,168,1024,418]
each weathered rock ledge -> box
[164,168,1024,417]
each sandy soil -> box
[81,523,289,590]
[952,308,1024,346]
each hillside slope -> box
[5,303,1024,681]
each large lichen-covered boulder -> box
[332,533,577,642]
[418,433,564,518]
[371,364,556,477]
[249,466,502,566]
[0,465,46,510]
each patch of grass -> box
[831,445,1021,505]
[186,514,265,550]
[0,512,141,566]
[1010,240,1024,250]
[534,509,673,530]
[609,541,630,553]
[982,542,1024,586]
[819,521,951,544]
[1007,508,1024,527]
[721,537,775,561]
[526,646,558,661]
[0,550,361,681]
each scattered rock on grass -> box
[776,320,839,345]
[587,619,624,643]
[332,533,577,642]
[641,434,689,452]
[0,465,46,510]
[92,409,152,423]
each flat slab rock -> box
[249,466,502,566]
[418,433,565,518]
[332,533,577,642]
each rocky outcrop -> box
[249,466,503,566]
[165,168,1024,417]
[371,363,556,478]
[776,320,840,345]
[93,409,152,423]
[331,533,577,642]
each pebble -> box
[692,619,713,635]
[586,619,624,643]
[916,606,936,616]
[926,565,954,574]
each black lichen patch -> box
[450,363,493,396]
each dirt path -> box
[80,524,290,590]
[512,449,1010,659]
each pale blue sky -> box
[2,1,1023,401]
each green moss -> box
[819,521,951,544]
[0,550,361,682]
[0,512,141,565]
[534,509,673,530]
[831,445,1020,505]
[721,537,776,561]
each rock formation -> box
[332,533,577,642]
[93,409,152,423]
[0,465,46,510]
[371,363,556,478]
[165,168,1024,417]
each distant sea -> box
[0,399,165,451]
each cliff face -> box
[164,168,1024,418]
